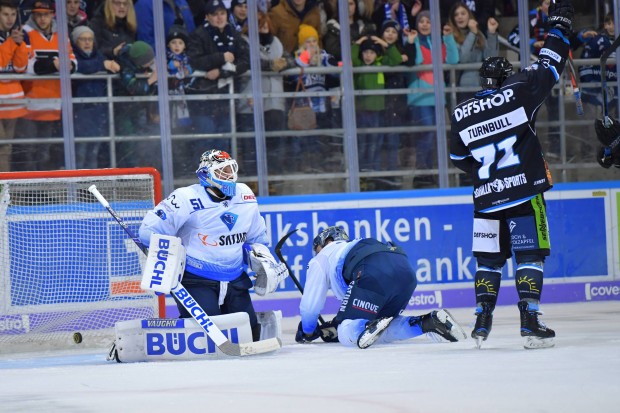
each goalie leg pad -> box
[245,243,289,296]
[141,234,186,294]
[111,313,253,362]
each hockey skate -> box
[413,309,467,343]
[518,301,555,349]
[357,317,394,349]
[471,303,494,349]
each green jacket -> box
[351,43,403,111]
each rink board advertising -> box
[2,183,620,337]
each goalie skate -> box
[357,317,394,349]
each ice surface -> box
[0,301,618,413]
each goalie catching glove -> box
[244,243,289,296]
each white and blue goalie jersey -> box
[450,32,570,213]
[139,183,269,282]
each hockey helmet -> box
[196,149,238,197]
[479,56,513,89]
[312,226,349,252]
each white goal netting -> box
[0,169,162,353]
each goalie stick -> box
[600,35,620,127]
[88,185,281,357]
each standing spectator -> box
[372,0,417,42]
[0,0,27,172]
[134,0,196,55]
[66,0,89,35]
[19,0,76,171]
[352,35,402,172]
[439,0,496,35]
[448,2,498,103]
[449,0,574,350]
[268,0,321,54]
[237,11,295,175]
[71,25,119,169]
[228,0,247,33]
[406,10,458,187]
[186,0,250,154]
[381,19,415,173]
[114,40,159,169]
[90,0,137,60]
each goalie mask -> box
[479,56,513,90]
[196,149,238,197]
[313,226,349,253]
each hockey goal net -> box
[0,168,164,353]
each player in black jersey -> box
[449,0,574,349]
[596,117,620,168]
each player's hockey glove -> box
[548,0,574,37]
[595,117,620,148]
[295,322,321,343]
[319,319,339,343]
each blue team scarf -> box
[204,22,236,53]
[384,3,409,31]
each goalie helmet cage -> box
[0,168,165,354]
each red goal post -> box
[0,168,165,353]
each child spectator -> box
[71,25,119,169]
[0,0,27,172]
[380,19,415,172]
[291,23,337,171]
[115,40,160,168]
[352,35,402,172]
[406,10,458,188]
[166,25,193,132]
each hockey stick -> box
[600,34,620,127]
[88,185,281,357]
[274,229,326,324]
[275,229,337,342]
[566,52,584,116]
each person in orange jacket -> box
[0,0,28,172]
[19,0,76,171]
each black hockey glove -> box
[548,0,574,37]
[595,117,620,148]
[319,319,339,343]
[295,321,321,343]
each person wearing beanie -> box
[228,0,247,32]
[71,24,120,169]
[268,0,321,54]
[165,24,194,132]
[351,34,402,174]
[291,17,338,172]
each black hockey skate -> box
[357,317,394,349]
[414,309,467,342]
[518,301,555,349]
[471,303,494,349]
